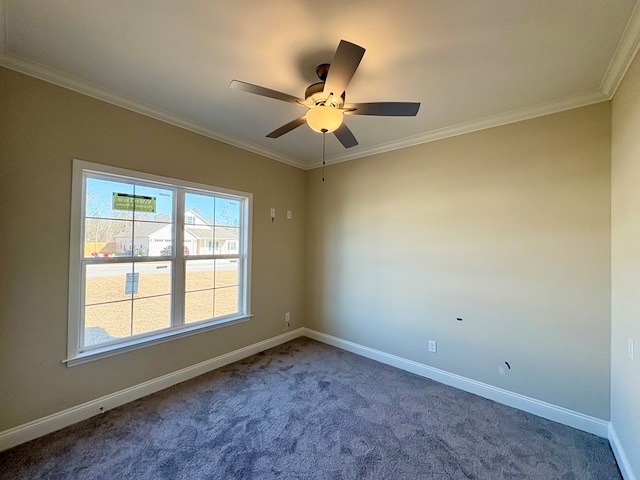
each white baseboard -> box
[0,328,304,452]
[2,325,626,473]
[302,328,610,438]
[609,423,638,480]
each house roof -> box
[185,226,239,241]
[114,222,170,239]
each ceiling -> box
[1,0,639,169]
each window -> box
[67,160,252,365]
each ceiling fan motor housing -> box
[305,79,345,108]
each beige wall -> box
[0,60,625,445]
[0,67,306,430]
[305,103,612,419]
[611,49,640,474]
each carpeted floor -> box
[0,337,622,479]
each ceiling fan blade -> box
[333,123,359,148]
[230,80,303,104]
[343,102,420,116]
[323,40,366,97]
[266,116,307,138]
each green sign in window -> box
[112,193,156,213]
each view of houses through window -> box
[73,165,250,358]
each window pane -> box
[132,296,171,335]
[186,260,213,292]
[184,193,214,256]
[185,289,214,324]
[133,262,172,298]
[84,218,132,258]
[215,259,238,288]
[215,198,240,227]
[214,286,239,317]
[184,225,213,256]
[84,301,131,347]
[85,263,134,305]
[215,226,239,254]
[84,262,172,346]
[185,193,214,224]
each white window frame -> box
[66,159,252,366]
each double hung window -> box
[67,160,252,365]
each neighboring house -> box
[113,209,238,256]
[113,222,171,256]
[184,225,239,255]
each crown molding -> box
[0,53,306,169]
[2,45,609,173]
[2,0,639,172]
[316,89,608,169]
[601,0,640,99]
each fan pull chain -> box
[322,130,326,182]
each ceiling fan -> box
[230,40,420,149]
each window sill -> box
[64,314,253,367]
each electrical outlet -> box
[287,210,292,219]
[428,340,437,353]
[285,312,291,328]
[270,208,276,222]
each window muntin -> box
[68,160,252,365]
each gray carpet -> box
[0,338,621,479]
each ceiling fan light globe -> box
[306,105,343,133]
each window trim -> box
[66,159,252,367]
